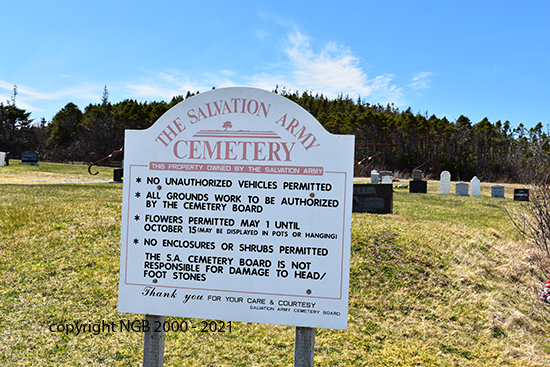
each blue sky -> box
[1,1,549,131]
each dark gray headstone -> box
[455,182,469,196]
[409,180,427,193]
[514,188,529,201]
[353,184,393,214]
[412,169,422,181]
[20,152,39,166]
[113,168,123,182]
[491,185,505,198]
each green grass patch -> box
[0,160,114,183]
[1,170,550,365]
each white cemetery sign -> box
[118,87,354,330]
[439,171,450,195]
[470,176,481,197]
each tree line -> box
[1,86,548,183]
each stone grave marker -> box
[113,168,123,182]
[470,176,481,197]
[0,152,5,168]
[380,171,392,179]
[371,170,379,184]
[439,171,451,195]
[514,188,529,201]
[455,182,469,196]
[20,152,39,165]
[409,169,427,193]
[381,175,393,184]
[353,183,393,214]
[491,185,505,198]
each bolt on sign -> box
[118,87,354,329]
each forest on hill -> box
[1,87,549,183]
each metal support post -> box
[294,326,315,367]
[143,314,165,367]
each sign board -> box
[118,87,354,330]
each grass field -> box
[0,160,114,184]
[1,163,550,366]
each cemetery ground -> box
[1,163,550,366]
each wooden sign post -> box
[117,87,354,365]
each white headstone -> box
[0,152,5,168]
[470,176,480,197]
[439,171,451,195]
[491,185,505,198]
[455,182,469,196]
[371,170,379,184]
[381,175,393,184]
[380,171,392,179]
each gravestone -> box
[409,180,427,193]
[491,185,505,198]
[380,171,392,180]
[0,152,5,167]
[514,188,529,201]
[371,170,379,184]
[353,183,393,214]
[439,171,451,195]
[470,176,481,197]
[381,175,393,184]
[113,168,123,182]
[455,182,469,196]
[409,169,427,193]
[20,152,39,165]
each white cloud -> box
[120,30,408,107]
[3,27,422,119]
[250,30,405,105]
[158,72,175,82]
[408,72,435,90]
[124,70,238,101]
[255,29,269,41]
[0,78,100,115]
